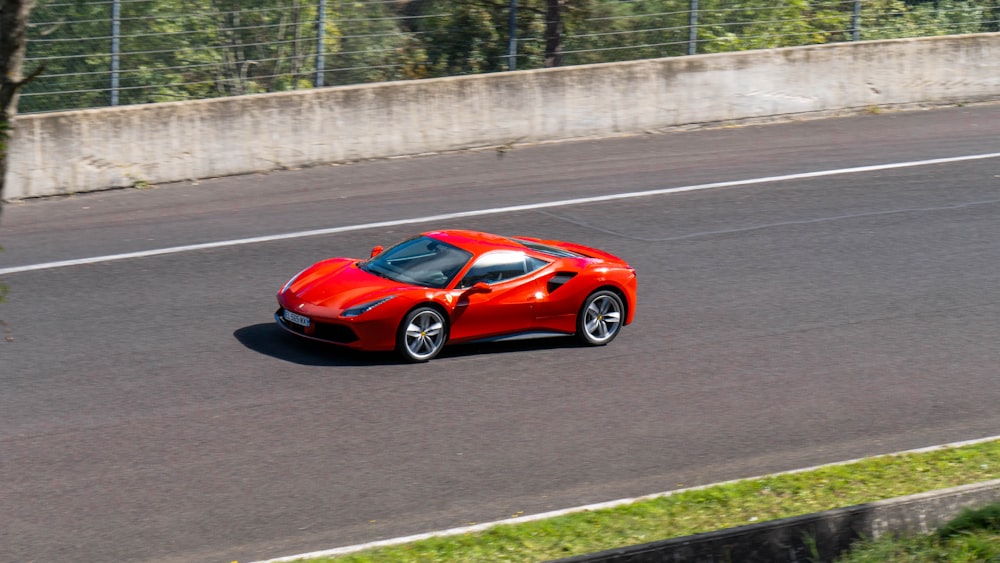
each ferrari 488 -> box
[276,230,636,362]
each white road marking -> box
[251,434,1000,563]
[2,152,999,276]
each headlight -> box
[342,296,396,318]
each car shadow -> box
[439,335,584,359]
[235,323,587,366]
[233,323,402,366]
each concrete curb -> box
[551,479,1000,563]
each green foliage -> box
[323,2,422,86]
[21,0,425,112]
[836,503,1000,562]
[401,1,504,76]
[695,0,852,53]
[938,503,1000,538]
[560,0,690,64]
[859,0,998,39]
[399,0,554,76]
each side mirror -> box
[370,245,383,258]
[470,281,492,294]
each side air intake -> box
[547,272,577,294]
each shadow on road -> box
[441,335,584,359]
[235,323,586,366]
[233,323,400,366]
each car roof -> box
[423,230,526,255]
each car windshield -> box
[361,236,473,289]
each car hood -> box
[283,258,409,310]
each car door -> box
[448,251,550,341]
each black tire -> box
[576,290,624,346]
[397,306,448,362]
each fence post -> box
[316,0,326,87]
[852,0,861,41]
[111,0,120,105]
[508,0,518,70]
[688,0,698,55]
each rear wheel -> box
[397,306,448,362]
[576,290,624,346]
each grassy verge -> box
[304,440,999,563]
[836,502,1000,562]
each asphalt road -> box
[2,104,999,563]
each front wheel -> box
[576,290,624,346]
[397,306,448,362]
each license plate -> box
[283,309,311,327]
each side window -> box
[458,251,549,288]
[525,256,548,272]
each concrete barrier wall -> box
[6,33,1000,200]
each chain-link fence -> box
[20,0,1000,114]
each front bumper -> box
[275,308,360,344]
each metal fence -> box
[20,0,1000,114]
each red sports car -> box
[276,230,636,362]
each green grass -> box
[301,440,1000,563]
[836,503,1000,562]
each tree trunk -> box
[0,0,36,207]
[544,0,563,67]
